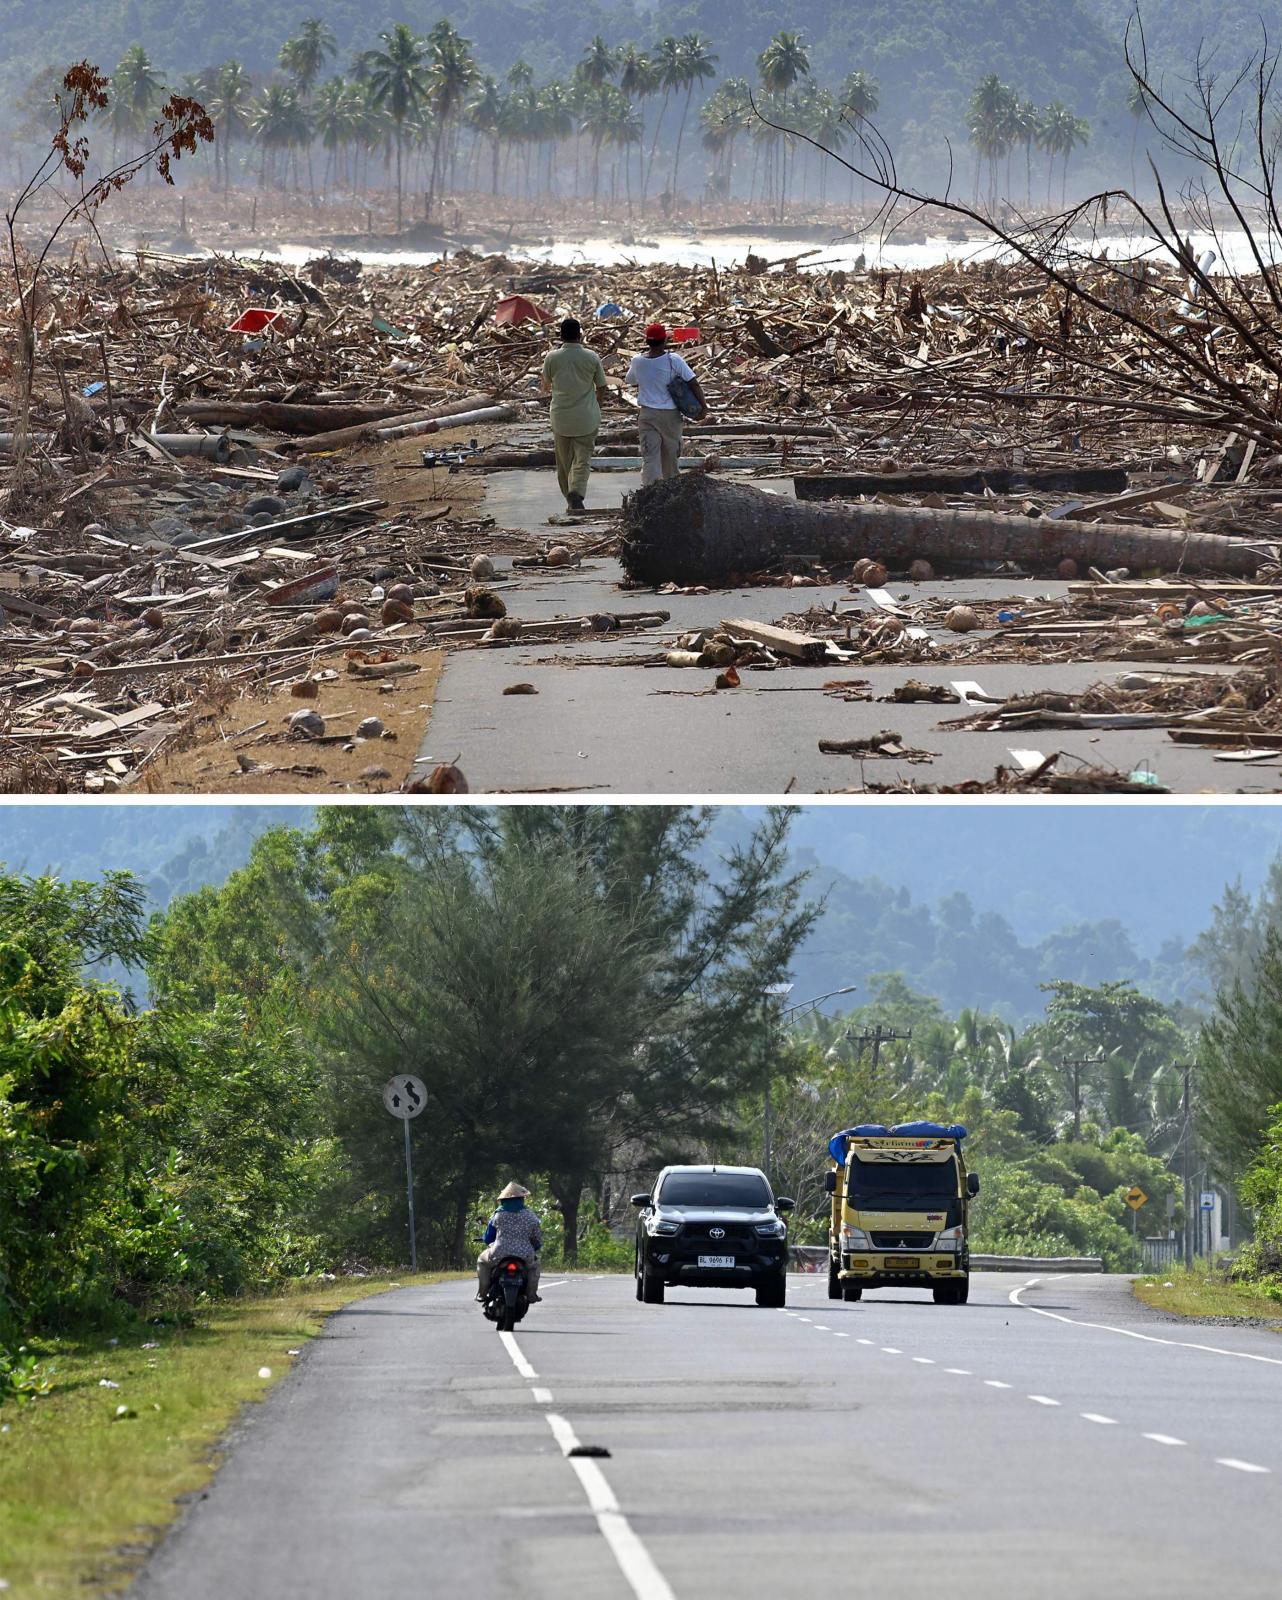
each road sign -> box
[1125,1186,1147,1210]
[1200,1191,1216,1211]
[383,1076,426,1272]
[383,1075,427,1120]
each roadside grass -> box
[0,1271,464,1598]
[1133,1263,1282,1327]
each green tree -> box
[423,19,477,221]
[207,60,253,190]
[670,33,717,196]
[757,30,810,219]
[1200,925,1282,1175]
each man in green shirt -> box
[541,318,609,512]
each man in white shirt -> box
[624,323,708,486]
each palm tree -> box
[757,31,811,220]
[365,23,430,228]
[581,35,617,90]
[668,33,717,197]
[1126,78,1147,194]
[280,18,336,97]
[207,60,253,191]
[1009,96,1040,208]
[967,73,1014,207]
[468,75,506,193]
[250,83,309,188]
[607,93,645,210]
[423,21,478,221]
[314,76,364,188]
[643,35,685,202]
[1038,101,1090,206]
[581,85,623,202]
[109,44,164,165]
[700,78,751,200]
[839,69,880,210]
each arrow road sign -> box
[383,1075,427,1120]
[1125,1186,1147,1210]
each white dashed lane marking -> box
[1144,1433,1185,1446]
[1216,1458,1271,1474]
[1081,1413,1119,1426]
[1028,1395,1061,1407]
[984,1380,1012,1389]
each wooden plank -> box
[1058,479,1197,521]
[720,617,829,662]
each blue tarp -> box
[828,1122,967,1163]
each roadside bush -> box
[1235,1101,1282,1293]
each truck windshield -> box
[847,1157,957,1208]
[658,1173,771,1208]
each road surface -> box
[131,1272,1281,1600]
[417,470,1257,795]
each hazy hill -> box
[1,0,1276,186]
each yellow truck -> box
[825,1122,979,1305]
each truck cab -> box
[825,1122,979,1305]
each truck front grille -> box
[870,1231,936,1249]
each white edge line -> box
[546,1413,677,1600]
[1009,1282,1282,1367]
[499,1330,538,1380]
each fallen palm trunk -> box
[287,394,500,454]
[794,465,1128,498]
[373,404,516,441]
[619,474,1267,584]
[174,399,430,433]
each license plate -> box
[697,1254,735,1269]
[889,1257,920,1268]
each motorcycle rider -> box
[477,1181,543,1303]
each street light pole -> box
[1180,1062,1194,1271]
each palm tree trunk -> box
[671,85,693,197]
[395,127,404,229]
[619,474,1263,585]
[643,90,670,201]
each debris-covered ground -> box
[4,245,1282,794]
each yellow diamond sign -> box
[1125,1186,1147,1211]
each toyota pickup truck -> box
[825,1122,979,1304]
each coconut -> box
[340,611,372,635]
[289,677,319,699]
[544,544,573,567]
[141,607,166,628]
[862,561,889,588]
[851,558,873,583]
[286,708,325,738]
[381,598,415,626]
[464,585,507,619]
[470,553,496,579]
[907,559,935,582]
[944,604,981,632]
[356,716,385,739]
[386,582,415,605]
[314,607,343,633]
[1056,558,1079,580]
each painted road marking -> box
[1143,1433,1185,1446]
[945,1368,972,1375]
[881,1347,902,1355]
[531,1387,553,1405]
[1081,1413,1119,1425]
[984,1380,1012,1389]
[1216,1458,1271,1474]
[812,1324,830,1331]
[1010,1281,1282,1368]
[912,1357,935,1364]
[1028,1395,1061,1406]
[546,1412,677,1600]
[797,1317,813,1323]
[834,1333,850,1338]
[856,1338,875,1346]
[499,1331,538,1380]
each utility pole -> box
[1180,1062,1194,1271]
[850,1024,913,1090]
[1057,1056,1100,1141]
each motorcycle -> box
[481,1255,530,1333]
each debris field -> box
[5,244,1282,794]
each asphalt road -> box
[131,1272,1281,1600]
[417,470,1262,794]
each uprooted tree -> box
[753,9,1282,468]
[3,62,212,505]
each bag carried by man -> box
[666,353,702,419]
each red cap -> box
[644,322,667,342]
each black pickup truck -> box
[632,1164,795,1308]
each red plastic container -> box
[670,325,700,345]
[227,307,285,335]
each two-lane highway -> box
[131,1272,1281,1600]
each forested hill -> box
[3,804,1276,1022]
[1,0,1277,180]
